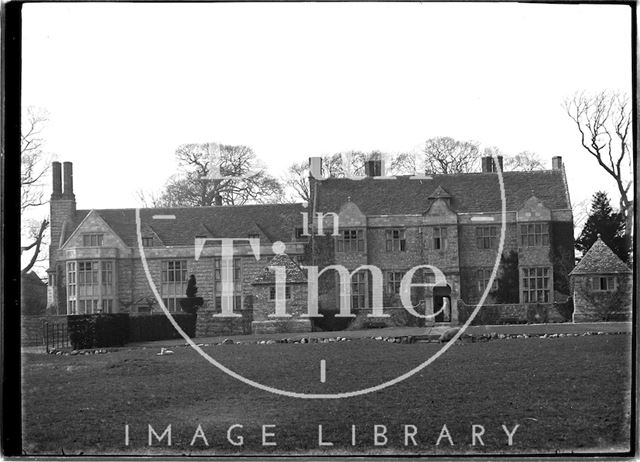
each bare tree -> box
[283,151,410,203]
[564,91,632,220]
[484,146,546,171]
[423,137,480,174]
[283,161,311,204]
[390,151,418,175]
[21,107,50,275]
[505,151,546,171]
[142,143,284,207]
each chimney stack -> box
[62,161,74,199]
[51,161,62,199]
[309,157,322,179]
[552,156,563,170]
[481,156,503,173]
[214,194,223,206]
[364,159,383,177]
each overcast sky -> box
[22,2,632,218]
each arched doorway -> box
[432,285,452,323]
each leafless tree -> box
[390,151,418,175]
[283,151,410,203]
[423,137,480,174]
[283,161,311,204]
[141,143,284,207]
[564,91,632,220]
[483,146,545,171]
[21,107,50,275]
[505,151,546,171]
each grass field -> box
[22,334,632,456]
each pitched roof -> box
[74,203,305,247]
[314,170,570,215]
[570,237,631,275]
[252,253,307,285]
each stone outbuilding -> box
[570,237,632,322]
[251,252,311,334]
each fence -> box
[43,320,70,352]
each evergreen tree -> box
[495,251,519,303]
[575,191,627,262]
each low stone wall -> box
[22,315,68,346]
[457,301,569,325]
[348,307,424,330]
[252,319,312,335]
[195,309,253,337]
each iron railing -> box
[43,321,70,352]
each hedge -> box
[67,312,197,349]
[67,313,129,349]
[128,313,196,342]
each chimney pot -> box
[51,161,62,198]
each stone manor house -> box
[47,156,575,333]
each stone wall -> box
[251,284,311,334]
[572,274,632,322]
[195,308,253,337]
[22,315,68,346]
[457,300,568,325]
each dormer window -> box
[82,234,103,247]
[142,237,154,247]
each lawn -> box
[22,334,632,456]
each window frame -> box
[476,268,498,294]
[384,271,405,296]
[433,227,447,250]
[385,229,406,252]
[160,260,188,312]
[593,275,616,292]
[520,223,549,247]
[520,266,551,303]
[336,228,364,252]
[475,226,497,249]
[82,233,104,247]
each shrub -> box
[526,304,548,324]
[67,313,129,349]
[554,297,574,321]
[128,313,196,342]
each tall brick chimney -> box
[552,156,563,170]
[364,159,383,177]
[309,157,322,179]
[481,156,503,173]
[51,161,62,199]
[62,161,74,199]
[49,161,77,313]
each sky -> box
[22,2,632,219]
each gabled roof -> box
[252,253,307,285]
[570,237,631,275]
[73,203,305,248]
[428,185,452,199]
[314,170,570,215]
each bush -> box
[128,313,196,342]
[526,304,548,323]
[554,297,574,321]
[312,311,352,332]
[67,313,129,349]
